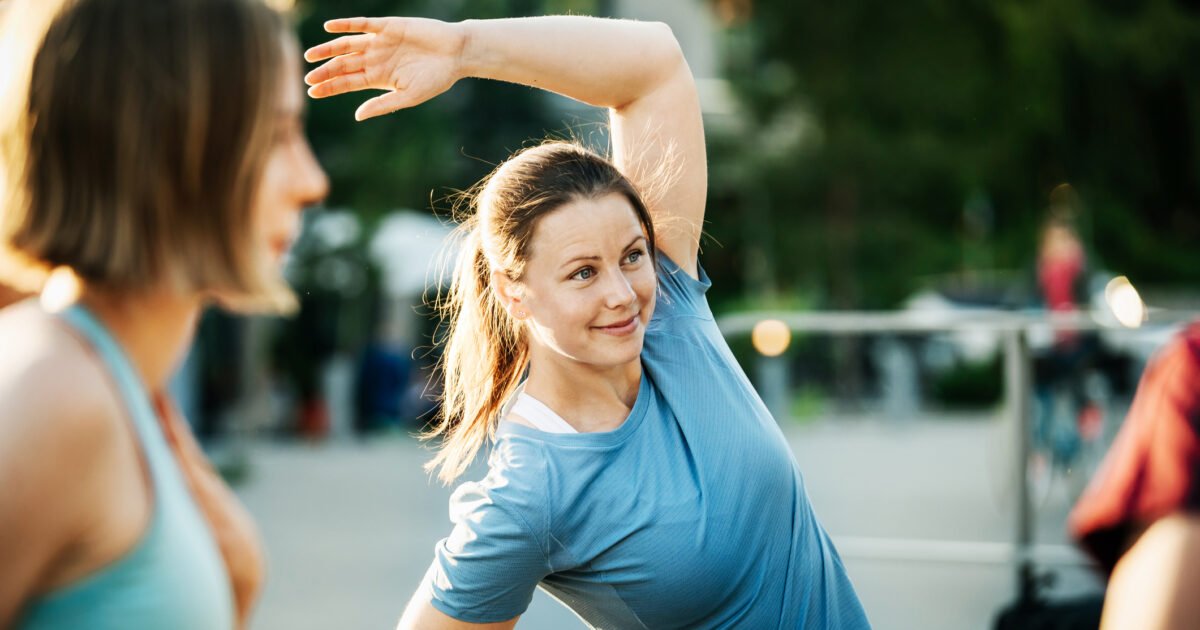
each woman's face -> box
[252,42,329,269]
[507,193,657,370]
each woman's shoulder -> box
[448,437,553,530]
[0,302,125,459]
[650,252,712,321]
[1178,321,1200,362]
[0,303,132,582]
[1139,323,1200,414]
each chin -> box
[591,339,644,368]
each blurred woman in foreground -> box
[0,0,327,627]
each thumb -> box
[354,90,414,121]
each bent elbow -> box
[645,21,685,69]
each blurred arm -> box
[1101,513,1200,630]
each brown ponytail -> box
[424,223,529,483]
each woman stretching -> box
[306,15,870,629]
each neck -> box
[522,347,641,432]
[76,286,203,394]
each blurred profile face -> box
[1041,223,1082,261]
[252,39,329,269]
[506,193,656,370]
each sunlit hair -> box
[427,141,657,484]
[0,0,296,312]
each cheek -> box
[551,295,595,329]
[252,152,291,233]
[636,268,657,308]
[529,289,593,340]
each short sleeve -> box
[652,253,713,321]
[1069,323,1200,573]
[423,478,551,623]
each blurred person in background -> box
[306,14,868,629]
[0,0,327,627]
[1070,322,1200,629]
[1032,208,1105,477]
[353,303,413,434]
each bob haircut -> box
[0,0,295,312]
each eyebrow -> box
[559,235,647,270]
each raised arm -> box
[304,16,706,275]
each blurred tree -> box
[274,1,609,433]
[295,0,606,223]
[708,0,1200,309]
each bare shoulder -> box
[0,303,130,619]
[0,302,124,469]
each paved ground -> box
[234,434,586,630]
[236,414,1104,630]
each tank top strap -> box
[21,304,235,630]
[58,304,178,487]
[509,391,579,434]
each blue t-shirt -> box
[424,255,870,629]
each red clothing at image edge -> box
[1069,322,1200,573]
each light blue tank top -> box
[424,255,870,628]
[18,305,234,630]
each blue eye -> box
[625,250,644,264]
[572,267,595,281]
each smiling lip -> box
[594,315,639,336]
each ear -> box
[490,270,528,320]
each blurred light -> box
[314,257,366,295]
[1105,276,1146,329]
[752,319,791,357]
[309,210,361,252]
[264,0,295,11]
[40,266,80,312]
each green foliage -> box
[710,0,1200,308]
[928,356,1003,409]
[293,0,1200,313]
[295,0,605,222]
[788,384,827,423]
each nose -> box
[295,138,329,208]
[603,267,637,310]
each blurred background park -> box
[5,0,1200,628]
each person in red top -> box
[1038,218,1086,307]
[1032,214,1104,470]
[1070,322,1200,628]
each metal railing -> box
[716,308,1193,602]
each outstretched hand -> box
[304,17,465,121]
